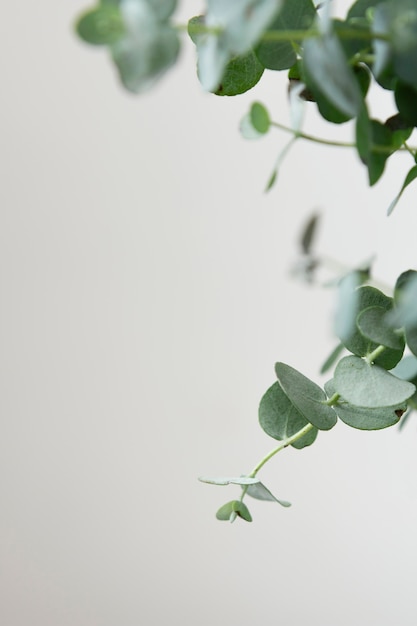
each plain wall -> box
[1,1,417,625]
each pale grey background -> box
[1,1,417,625]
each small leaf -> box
[240,113,265,140]
[259,381,318,448]
[334,355,416,408]
[274,363,337,430]
[245,482,291,506]
[76,5,125,45]
[198,476,260,486]
[387,165,417,215]
[324,380,405,430]
[250,102,270,134]
[300,213,320,255]
[216,500,252,522]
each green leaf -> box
[302,32,362,117]
[320,343,346,375]
[274,363,337,430]
[395,81,417,127]
[110,3,180,93]
[367,120,394,186]
[373,0,417,90]
[198,476,260,486]
[76,5,125,45]
[337,285,404,370]
[250,102,270,134]
[347,0,385,20]
[324,380,405,430]
[216,500,252,522]
[245,482,291,506]
[255,0,316,71]
[334,355,416,408]
[194,0,283,92]
[387,165,417,215]
[214,50,264,95]
[300,213,320,255]
[356,306,405,350]
[259,381,318,448]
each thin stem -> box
[365,344,386,364]
[270,121,417,154]
[176,22,391,44]
[248,423,315,478]
[325,392,340,406]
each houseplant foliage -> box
[75,0,417,522]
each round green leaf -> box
[274,363,337,431]
[334,355,416,408]
[76,6,125,45]
[259,381,318,448]
[324,380,405,430]
[250,102,270,134]
[356,306,405,350]
[215,51,264,96]
[216,500,252,522]
[337,285,404,370]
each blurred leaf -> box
[334,355,416,408]
[256,0,316,70]
[274,363,337,430]
[300,213,320,254]
[110,1,180,93]
[216,500,252,522]
[303,31,362,117]
[391,355,417,381]
[334,271,361,344]
[394,81,417,127]
[259,381,318,448]
[324,380,405,429]
[347,0,385,19]
[194,0,283,91]
[387,165,417,215]
[240,112,266,140]
[250,102,270,134]
[245,482,291,506]
[373,0,417,89]
[76,5,125,45]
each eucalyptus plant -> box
[75,0,417,522]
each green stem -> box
[177,23,391,44]
[365,344,386,364]
[325,392,340,406]
[248,423,315,478]
[270,121,417,154]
